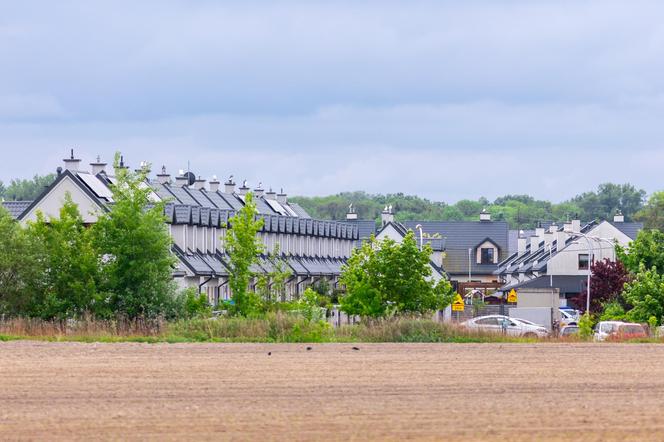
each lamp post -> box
[415,224,424,251]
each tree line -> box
[291,184,664,231]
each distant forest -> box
[0,175,652,230]
[290,183,649,230]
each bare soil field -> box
[2,342,664,441]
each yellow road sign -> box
[452,293,465,312]
[507,289,518,303]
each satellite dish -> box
[184,171,196,186]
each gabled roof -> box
[609,221,643,240]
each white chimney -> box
[156,166,171,184]
[90,156,107,175]
[238,180,250,196]
[175,170,189,187]
[63,148,81,172]
[517,235,527,255]
[209,176,220,192]
[548,224,558,233]
[571,220,581,233]
[276,188,287,204]
[613,210,624,223]
[194,176,206,190]
[530,235,541,251]
[563,221,573,232]
[265,188,277,201]
[479,208,491,222]
[254,182,264,198]
[346,203,358,220]
[224,176,236,194]
[381,205,394,227]
[535,227,546,239]
[556,231,568,252]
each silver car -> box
[461,315,549,338]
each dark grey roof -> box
[2,201,32,219]
[401,221,509,276]
[610,221,643,240]
[288,202,311,218]
[501,275,587,295]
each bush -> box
[579,312,594,339]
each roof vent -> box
[480,208,491,222]
[63,148,81,172]
[613,210,624,223]
[90,155,107,175]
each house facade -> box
[494,215,642,307]
[4,152,360,304]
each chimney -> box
[530,235,541,251]
[479,208,491,222]
[254,182,265,198]
[134,161,150,174]
[156,165,171,184]
[265,188,277,201]
[346,203,358,221]
[613,210,624,223]
[548,224,558,233]
[90,156,107,175]
[571,219,581,233]
[535,227,545,238]
[175,170,189,187]
[115,155,129,173]
[209,176,220,192]
[194,176,206,190]
[238,180,250,196]
[556,231,568,252]
[517,236,527,255]
[381,205,394,227]
[276,188,287,204]
[225,176,236,194]
[63,148,81,172]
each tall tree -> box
[617,229,664,276]
[0,206,42,316]
[622,265,664,325]
[634,191,664,231]
[27,194,103,319]
[340,232,455,318]
[572,183,646,221]
[224,192,264,316]
[3,174,56,201]
[93,154,176,319]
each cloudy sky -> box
[1,1,663,202]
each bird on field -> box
[306,346,312,351]
[267,352,272,356]
[352,347,360,351]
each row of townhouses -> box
[2,151,643,309]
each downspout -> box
[198,274,215,294]
[216,278,229,305]
[296,275,310,298]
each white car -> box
[461,315,549,338]
[559,308,579,326]
[594,321,647,342]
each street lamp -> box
[415,224,424,251]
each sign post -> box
[507,289,518,304]
[452,294,464,321]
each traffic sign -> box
[452,294,464,312]
[507,289,518,303]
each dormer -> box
[475,237,501,265]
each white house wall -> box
[21,175,103,224]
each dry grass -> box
[0,317,165,341]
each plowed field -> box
[1,342,664,441]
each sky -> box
[1,0,663,203]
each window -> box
[578,254,590,270]
[475,317,499,326]
[480,247,494,264]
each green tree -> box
[622,265,664,325]
[256,245,292,306]
[617,229,664,275]
[0,180,5,199]
[572,183,645,221]
[340,232,455,318]
[224,192,265,316]
[634,191,664,231]
[3,174,56,201]
[93,153,176,319]
[0,206,42,315]
[27,194,103,319]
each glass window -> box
[578,254,590,270]
[480,248,494,264]
[475,317,499,326]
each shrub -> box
[578,312,594,339]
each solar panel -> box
[265,198,288,216]
[77,173,114,201]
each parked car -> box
[559,308,579,326]
[559,325,579,338]
[594,321,648,341]
[461,315,549,338]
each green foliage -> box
[340,231,455,318]
[298,288,326,323]
[0,206,42,315]
[255,244,292,307]
[635,191,664,231]
[599,301,626,322]
[578,312,594,339]
[290,183,646,229]
[27,194,105,319]
[182,288,212,319]
[1,174,56,201]
[617,229,664,275]
[224,192,265,316]
[648,315,658,331]
[622,265,664,325]
[93,153,177,320]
